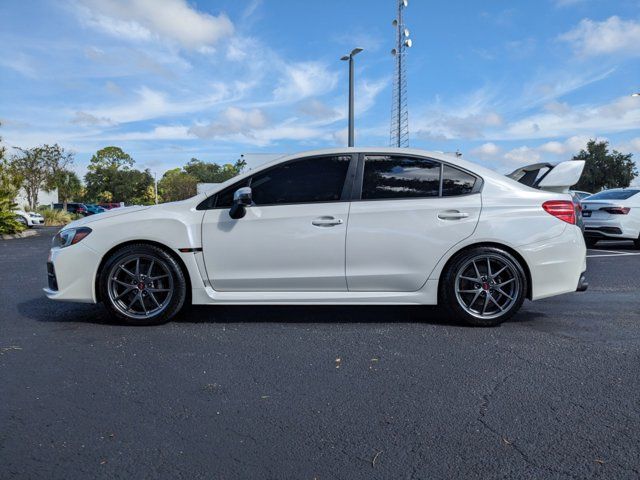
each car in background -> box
[53,203,89,216]
[85,204,106,215]
[13,210,44,227]
[581,188,640,248]
[45,148,587,328]
[98,203,123,210]
[571,190,592,201]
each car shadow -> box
[590,240,636,250]
[19,294,544,328]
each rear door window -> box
[362,156,440,200]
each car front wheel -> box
[440,247,527,327]
[99,244,187,325]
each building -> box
[14,187,58,210]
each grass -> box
[43,209,73,226]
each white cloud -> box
[297,99,340,121]
[189,107,268,139]
[471,142,502,159]
[0,54,37,77]
[101,125,195,141]
[71,111,114,126]
[480,136,609,171]
[273,62,338,102]
[553,0,587,7]
[357,78,389,115]
[81,84,234,125]
[504,146,541,165]
[76,0,234,50]
[503,95,640,140]
[559,16,640,57]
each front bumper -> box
[44,243,101,303]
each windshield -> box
[586,189,640,200]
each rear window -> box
[586,190,639,200]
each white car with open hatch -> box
[45,148,587,327]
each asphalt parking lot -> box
[1,227,639,479]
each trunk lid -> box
[580,200,626,221]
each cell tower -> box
[390,0,412,148]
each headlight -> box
[52,227,92,248]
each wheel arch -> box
[94,239,192,304]
[436,242,533,301]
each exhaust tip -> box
[576,273,588,292]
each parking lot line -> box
[587,249,640,258]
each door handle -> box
[312,216,344,227]
[437,210,469,220]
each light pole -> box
[154,172,158,204]
[340,47,363,147]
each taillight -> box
[601,207,630,215]
[543,200,576,225]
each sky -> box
[1,0,639,180]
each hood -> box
[64,205,151,229]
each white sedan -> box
[14,210,44,227]
[44,148,587,327]
[581,188,640,248]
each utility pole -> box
[390,0,412,147]
[340,48,364,147]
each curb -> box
[1,229,39,240]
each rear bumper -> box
[519,225,587,301]
[583,219,638,240]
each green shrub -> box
[0,210,26,235]
[0,161,25,235]
[43,209,72,226]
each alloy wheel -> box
[106,254,174,320]
[454,254,521,320]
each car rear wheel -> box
[99,244,187,325]
[440,247,527,327]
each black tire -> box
[99,244,187,325]
[585,238,598,248]
[439,246,527,327]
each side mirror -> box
[233,187,252,206]
[229,187,252,219]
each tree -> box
[10,147,49,210]
[183,157,246,184]
[0,122,5,163]
[158,168,198,202]
[55,170,83,208]
[84,147,153,204]
[9,144,75,209]
[574,140,637,192]
[42,144,75,190]
[0,144,24,234]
